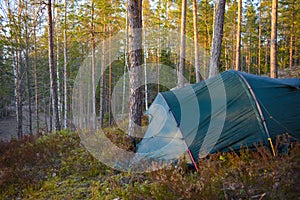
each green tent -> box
[136,70,300,170]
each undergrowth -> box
[0,130,299,199]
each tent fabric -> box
[136,70,300,165]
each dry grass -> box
[0,130,299,199]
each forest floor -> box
[0,130,299,199]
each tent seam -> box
[160,93,199,172]
[233,71,276,156]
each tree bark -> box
[121,7,129,119]
[270,0,278,78]
[178,0,187,87]
[34,8,39,133]
[63,0,68,129]
[55,3,62,125]
[47,0,61,131]
[193,0,201,82]
[235,0,242,71]
[209,0,226,78]
[91,0,96,129]
[289,0,295,69]
[99,25,106,127]
[25,5,32,135]
[128,0,143,137]
[258,0,262,75]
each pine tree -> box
[128,0,143,138]
[209,0,226,78]
[270,0,278,78]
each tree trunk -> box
[178,0,187,87]
[99,25,106,127]
[63,0,68,129]
[270,0,278,78]
[209,0,226,78]
[231,0,237,70]
[121,8,129,119]
[128,0,143,137]
[25,7,32,135]
[258,0,262,75]
[91,0,96,129]
[47,0,61,131]
[235,0,242,71]
[193,0,201,82]
[56,4,62,125]
[289,0,295,69]
[34,8,39,133]
[13,0,23,138]
[109,27,113,125]
[142,7,149,110]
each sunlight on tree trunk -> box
[270,0,278,78]
[193,0,201,82]
[178,0,187,87]
[209,0,226,78]
[235,0,242,71]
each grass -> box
[0,130,299,199]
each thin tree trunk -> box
[232,0,237,70]
[209,0,226,78]
[47,0,61,131]
[34,8,39,133]
[99,25,106,127]
[15,50,23,138]
[157,4,161,93]
[289,0,295,69]
[63,0,68,129]
[193,0,201,82]
[43,85,48,131]
[109,27,113,125]
[121,9,128,119]
[178,0,187,87]
[258,1,262,75]
[91,0,96,129]
[13,0,23,138]
[56,4,62,124]
[270,0,278,78]
[25,6,32,134]
[128,0,143,137]
[235,0,242,71]
[142,7,148,110]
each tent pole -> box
[237,73,276,156]
[187,148,199,172]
